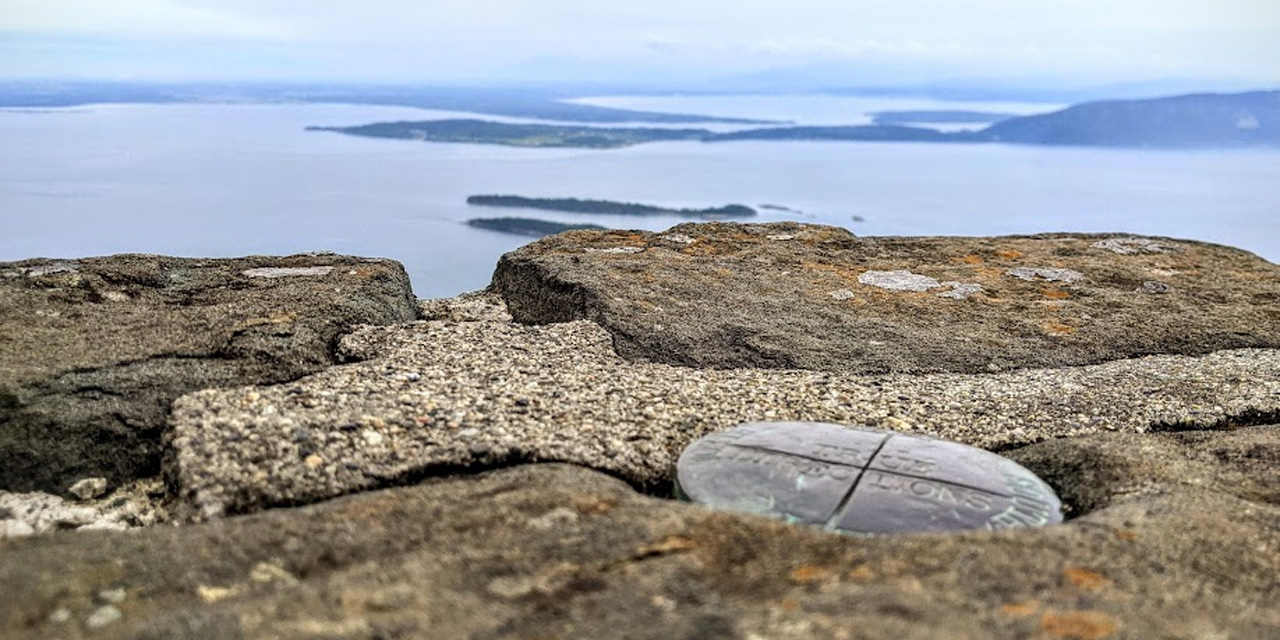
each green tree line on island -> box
[467,195,757,218]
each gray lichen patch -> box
[25,263,82,277]
[857,270,941,291]
[241,266,335,278]
[1005,267,1085,283]
[584,246,644,254]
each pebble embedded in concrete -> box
[85,605,122,629]
[68,477,108,501]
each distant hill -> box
[983,90,1280,147]
[870,110,1014,125]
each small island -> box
[758,203,798,212]
[467,195,757,219]
[466,217,607,238]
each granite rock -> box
[2,442,1276,639]
[166,292,1279,520]
[492,222,1280,373]
[0,254,420,496]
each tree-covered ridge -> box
[982,90,1280,147]
[466,217,607,238]
[467,195,756,218]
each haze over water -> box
[2,97,1277,298]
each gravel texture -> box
[168,293,1280,520]
[0,477,168,538]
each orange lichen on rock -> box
[1039,611,1118,639]
[1063,567,1111,590]
[789,565,834,584]
[999,601,1040,617]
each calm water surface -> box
[2,99,1276,298]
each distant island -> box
[870,110,1014,125]
[758,204,798,212]
[706,125,981,143]
[467,195,756,218]
[466,217,607,238]
[315,90,1280,149]
[308,119,708,149]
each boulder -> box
[491,223,1280,373]
[166,292,1279,520]
[2,435,1276,639]
[0,254,420,496]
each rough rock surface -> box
[4,236,1279,639]
[167,291,1280,519]
[492,222,1280,373]
[3,437,1277,640]
[0,254,420,496]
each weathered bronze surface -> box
[677,421,1063,534]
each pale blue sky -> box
[2,0,1278,86]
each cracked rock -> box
[0,254,421,496]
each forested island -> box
[307,119,709,148]
[314,90,1280,149]
[467,195,757,218]
[466,217,607,238]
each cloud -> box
[1,0,1276,83]
[0,0,296,40]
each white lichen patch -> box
[24,263,81,277]
[242,266,335,278]
[857,270,941,292]
[1006,267,1084,284]
[766,234,796,241]
[829,289,856,301]
[659,234,696,245]
[1092,237,1177,255]
[585,247,644,254]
